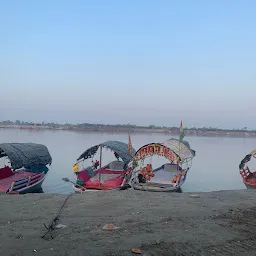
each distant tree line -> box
[0,120,254,132]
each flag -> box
[179,120,185,141]
[128,133,133,155]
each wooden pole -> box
[99,144,103,186]
[178,122,181,171]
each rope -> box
[42,193,73,240]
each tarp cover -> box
[77,140,136,165]
[162,138,195,162]
[0,143,52,170]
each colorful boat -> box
[239,149,256,189]
[0,143,52,194]
[128,138,195,192]
[72,140,135,192]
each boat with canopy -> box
[239,149,256,189]
[128,138,195,192]
[72,140,136,192]
[0,143,52,194]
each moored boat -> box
[239,149,256,189]
[128,138,196,192]
[0,143,52,194]
[72,140,135,192]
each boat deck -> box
[150,164,182,184]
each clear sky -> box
[0,0,255,129]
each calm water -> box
[0,129,254,193]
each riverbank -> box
[1,189,256,256]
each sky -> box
[0,0,256,129]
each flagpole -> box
[178,120,183,170]
[178,131,181,171]
[128,132,132,156]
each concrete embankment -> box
[0,189,256,256]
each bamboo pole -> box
[99,144,103,186]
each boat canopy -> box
[77,140,136,165]
[239,149,256,170]
[0,143,52,170]
[162,138,195,162]
[134,138,195,163]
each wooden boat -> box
[0,143,52,194]
[128,138,195,192]
[239,149,256,189]
[72,140,135,192]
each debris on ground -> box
[131,248,142,254]
[55,224,67,229]
[189,194,200,198]
[102,223,119,231]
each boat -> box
[72,140,136,192]
[0,143,52,194]
[128,138,196,192]
[239,149,256,189]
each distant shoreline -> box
[0,124,256,138]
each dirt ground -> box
[0,189,256,256]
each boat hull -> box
[244,182,256,190]
[241,175,256,190]
[132,182,182,192]
[18,175,46,194]
[73,184,121,193]
[73,161,131,193]
[0,172,47,194]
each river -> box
[0,128,253,193]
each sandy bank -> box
[0,189,256,256]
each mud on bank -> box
[0,189,256,256]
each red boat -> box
[0,143,52,194]
[239,150,256,189]
[72,140,135,192]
